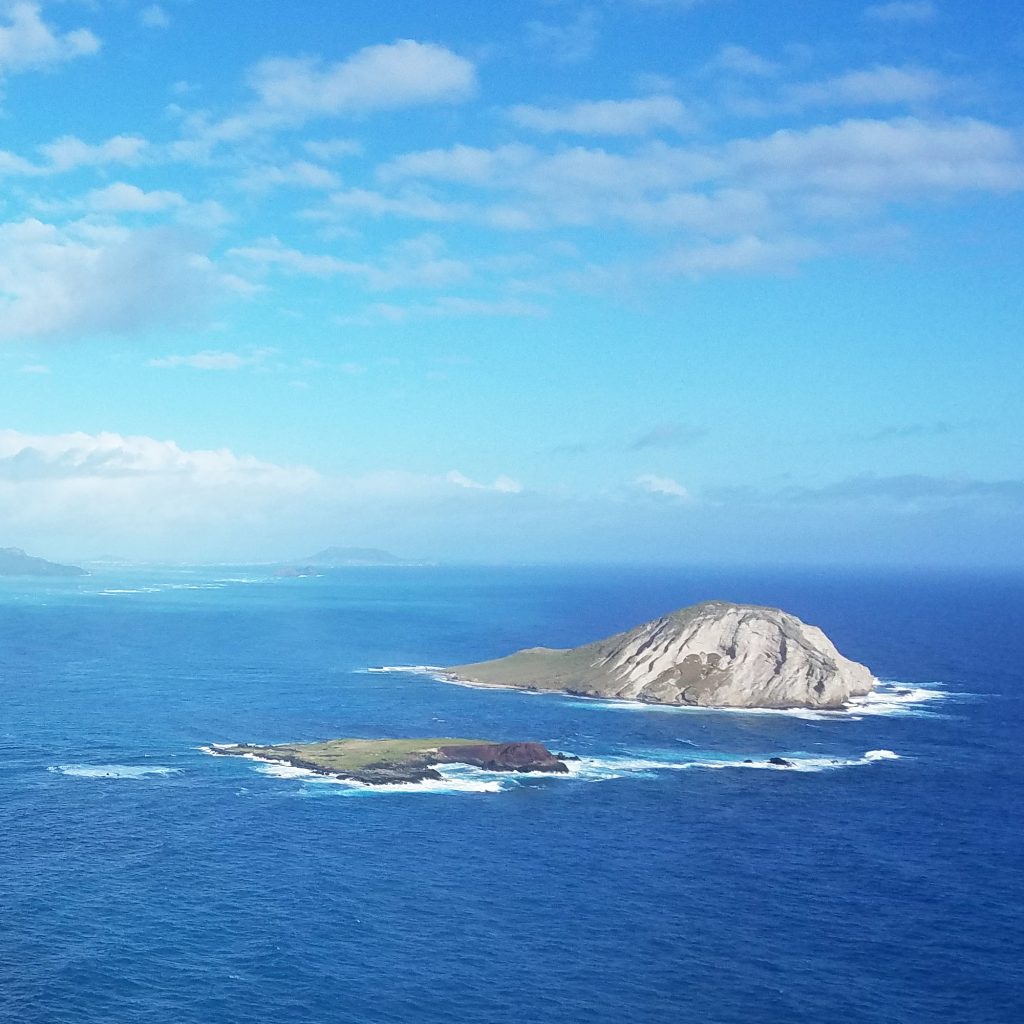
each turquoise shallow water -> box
[1,565,1021,1024]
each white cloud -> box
[509,95,693,135]
[0,429,312,485]
[0,430,322,558]
[707,45,779,77]
[231,234,472,291]
[730,117,1024,196]
[526,9,600,64]
[339,295,547,326]
[239,160,341,192]
[173,41,475,156]
[658,235,823,277]
[303,138,363,161]
[247,40,475,120]
[312,186,467,223]
[83,183,186,213]
[0,134,147,177]
[139,5,170,30]
[0,2,99,78]
[446,470,523,494]
[38,134,147,172]
[787,65,948,108]
[18,363,48,374]
[148,348,274,371]
[634,474,690,499]
[0,219,227,341]
[863,2,936,23]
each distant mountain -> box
[0,547,87,577]
[301,547,415,567]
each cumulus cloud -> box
[0,2,99,79]
[786,65,949,108]
[0,135,147,178]
[0,219,226,341]
[0,430,324,558]
[250,40,475,117]
[370,116,1024,244]
[173,40,475,155]
[37,134,147,172]
[508,95,693,135]
[729,117,1024,197]
[82,182,186,213]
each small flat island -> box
[212,738,570,785]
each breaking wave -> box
[48,763,182,780]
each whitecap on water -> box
[570,748,901,780]
[48,764,181,780]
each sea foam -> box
[48,764,181,780]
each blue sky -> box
[0,0,1021,565]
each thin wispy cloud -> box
[864,2,936,24]
[628,423,708,450]
[148,348,275,371]
[634,474,690,499]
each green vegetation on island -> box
[213,737,570,784]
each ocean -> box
[0,564,1020,1024]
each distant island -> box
[442,600,874,710]
[299,547,425,567]
[211,738,570,784]
[0,547,86,577]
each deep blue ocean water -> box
[1,564,1021,1024]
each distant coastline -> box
[0,547,86,577]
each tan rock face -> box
[447,601,875,709]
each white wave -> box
[367,665,443,675]
[49,763,181,780]
[236,752,505,794]
[254,762,321,781]
[98,587,161,595]
[570,747,901,780]
[846,682,947,717]
[197,744,237,755]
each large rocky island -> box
[213,738,570,784]
[0,547,86,577]
[444,600,874,710]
